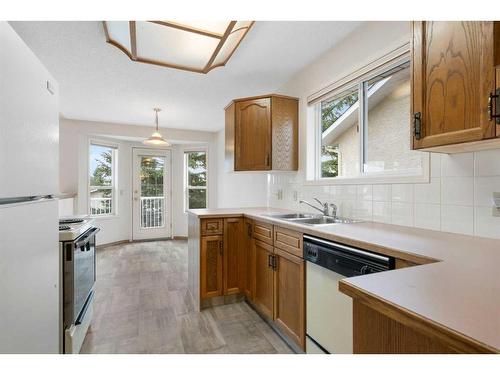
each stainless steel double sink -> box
[262,212,361,226]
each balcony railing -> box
[90,197,112,215]
[140,197,165,228]
[90,196,164,228]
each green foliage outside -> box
[90,150,112,187]
[320,90,358,177]
[187,152,207,209]
[140,157,164,197]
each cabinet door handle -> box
[272,255,277,270]
[265,153,270,167]
[489,90,500,124]
[268,254,273,268]
[413,112,422,140]
[219,241,223,256]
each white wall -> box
[60,118,217,244]
[215,130,269,208]
[268,21,500,240]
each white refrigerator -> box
[0,22,60,353]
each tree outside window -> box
[185,151,207,210]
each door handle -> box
[219,241,223,256]
[268,254,273,268]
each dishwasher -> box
[304,235,394,354]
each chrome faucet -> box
[299,198,337,218]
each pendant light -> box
[143,108,169,146]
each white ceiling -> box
[10,21,362,132]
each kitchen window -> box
[313,50,427,183]
[88,142,117,216]
[184,150,208,210]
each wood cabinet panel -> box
[201,218,223,236]
[273,248,305,350]
[253,220,273,245]
[235,98,271,171]
[395,258,418,269]
[412,21,496,150]
[200,235,223,299]
[353,301,458,353]
[253,239,274,320]
[223,218,244,295]
[271,96,298,170]
[274,226,303,258]
[243,218,255,300]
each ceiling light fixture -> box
[102,21,254,74]
[143,108,169,146]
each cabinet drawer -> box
[201,218,223,236]
[253,221,274,245]
[274,226,303,258]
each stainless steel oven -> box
[62,227,99,329]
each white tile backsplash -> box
[441,177,474,206]
[356,185,372,201]
[441,153,474,177]
[372,184,391,202]
[391,202,414,226]
[474,149,500,177]
[441,205,474,235]
[392,184,414,203]
[415,178,441,204]
[372,201,391,224]
[474,176,500,207]
[268,149,500,240]
[414,203,441,231]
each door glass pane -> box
[188,188,207,209]
[320,87,360,178]
[363,62,422,173]
[140,156,165,228]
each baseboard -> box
[97,237,186,250]
[172,236,188,240]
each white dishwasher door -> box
[306,261,353,354]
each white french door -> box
[132,148,172,240]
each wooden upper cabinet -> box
[223,218,244,296]
[200,235,223,299]
[412,21,500,151]
[226,94,298,171]
[235,98,272,170]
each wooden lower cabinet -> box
[200,235,223,299]
[253,239,275,320]
[273,248,305,349]
[243,218,255,300]
[223,218,244,295]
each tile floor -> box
[80,240,293,354]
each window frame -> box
[184,148,209,211]
[87,139,118,217]
[311,47,429,185]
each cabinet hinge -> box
[488,90,500,124]
[413,112,422,140]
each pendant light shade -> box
[143,108,170,146]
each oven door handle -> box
[74,227,100,248]
[75,291,94,326]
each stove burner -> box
[59,225,71,231]
[59,218,85,224]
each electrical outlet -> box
[492,192,500,217]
